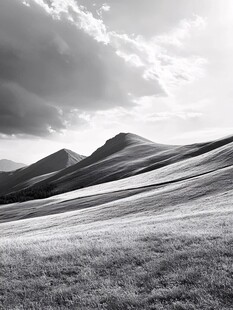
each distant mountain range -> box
[0,132,232,204]
[0,159,26,172]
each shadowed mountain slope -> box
[35,132,181,193]
[1,133,232,203]
[0,133,232,223]
[0,159,26,172]
[18,133,233,197]
[0,149,85,195]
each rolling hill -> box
[47,133,233,195]
[0,148,85,196]
[0,134,232,309]
[1,133,232,222]
[4,132,232,203]
[0,159,25,172]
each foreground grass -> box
[1,209,233,310]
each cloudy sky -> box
[1,0,233,163]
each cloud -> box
[0,0,207,139]
[0,0,164,137]
[97,0,209,37]
[110,16,207,94]
[0,82,64,136]
[97,3,111,18]
[1,0,233,164]
[155,15,206,47]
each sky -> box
[0,0,233,164]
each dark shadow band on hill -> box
[0,163,232,223]
[0,184,57,204]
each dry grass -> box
[1,206,233,310]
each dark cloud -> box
[0,82,65,136]
[0,0,164,137]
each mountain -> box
[31,132,180,194]
[3,132,230,203]
[1,132,233,204]
[1,133,232,222]
[0,149,85,196]
[0,159,26,172]
[40,133,233,194]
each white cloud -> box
[31,0,110,43]
[22,0,30,7]
[110,16,207,95]
[115,50,144,68]
[155,15,206,47]
[97,3,110,17]
[101,4,110,12]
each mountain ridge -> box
[0,148,85,196]
[1,134,232,222]
[0,132,232,203]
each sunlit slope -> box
[1,187,233,310]
[0,149,85,195]
[1,135,232,223]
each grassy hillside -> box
[1,136,232,223]
[1,187,233,309]
[0,134,232,309]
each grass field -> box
[1,186,233,309]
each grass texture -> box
[1,202,233,310]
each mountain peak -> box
[78,132,155,166]
[113,132,154,145]
[59,148,73,154]
[0,148,86,195]
[38,148,85,170]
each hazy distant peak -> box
[0,159,26,172]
